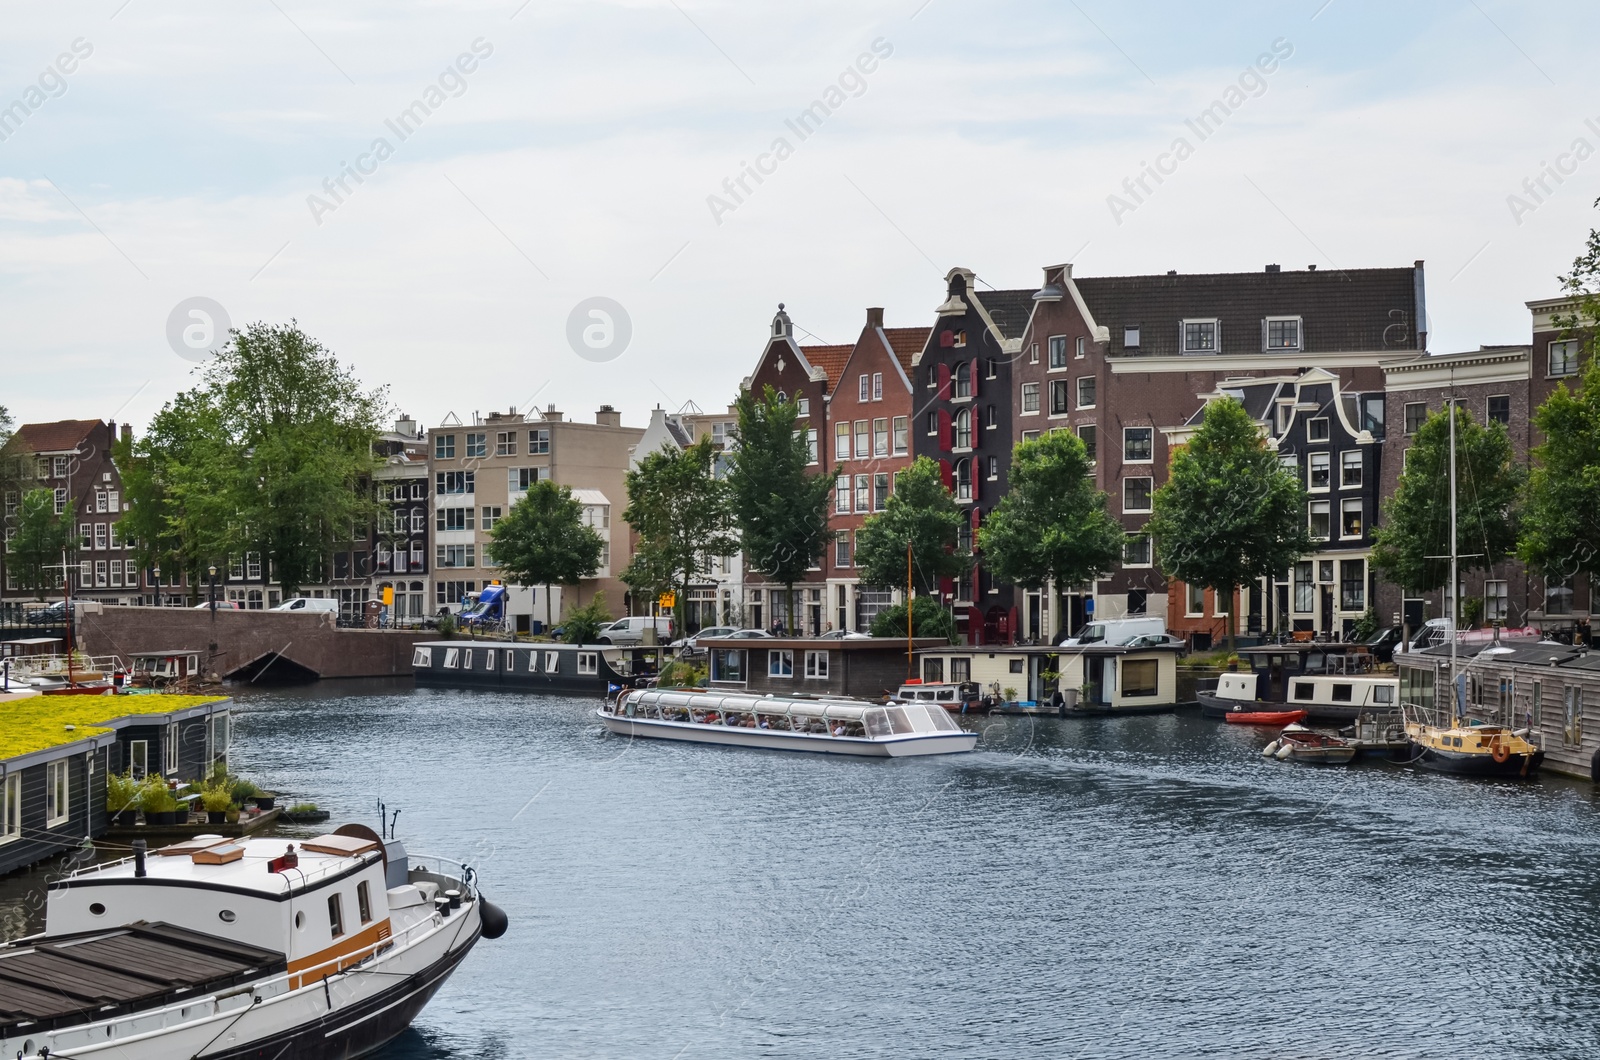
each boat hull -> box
[1223,709,1307,726]
[598,712,976,757]
[1412,745,1546,778]
[1198,691,1364,723]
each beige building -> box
[426,404,642,630]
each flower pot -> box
[146,810,174,826]
[225,810,240,824]
[207,811,227,824]
[253,795,276,812]
[112,809,138,827]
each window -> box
[1021,430,1040,443]
[1123,477,1153,512]
[1186,581,1205,616]
[873,473,890,511]
[434,434,455,459]
[1075,336,1086,359]
[954,410,972,449]
[495,431,517,456]
[1123,659,1159,697]
[1308,452,1330,489]
[1564,686,1584,746]
[873,418,889,457]
[835,477,850,514]
[79,522,91,548]
[465,433,487,458]
[1124,326,1140,348]
[436,470,475,495]
[1309,501,1330,539]
[835,532,851,568]
[53,455,69,478]
[54,488,67,514]
[985,359,998,379]
[1028,343,1039,364]
[948,657,971,684]
[1021,382,1040,414]
[437,544,475,568]
[357,881,373,924]
[328,893,345,938]
[529,429,550,454]
[953,361,972,399]
[805,650,829,679]
[1404,402,1428,435]
[164,721,178,774]
[1485,580,1508,621]
[1341,450,1362,487]
[481,506,503,531]
[0,773,18,843]
[45,760,69,826]
[1265,317,1301,350]
[1123,427,1153,462]
[509,467,547,492]
[955,459,972,501]
[1078,424,1097,463]
[1550,340,1580,377]
[1340,559,1365,610]
[987,456,998,480]
[1049,335,1068,369]
[835,422,851,462]
[858,374,870,401]
[1487,395,1510,425]
[412,482,426,500]
[892,416,908,455]
[855,474,870,513]
[1182,319,1217,353]
[1294,561,1314,612]
[769,649,794,678]
[796,397,810,416]
[95,560,107,587]
[1340,499,1363,538]
[1306,417,1330,443]
[437,507,474,532]
[872,372,883,401]
[1124,533,1152,567]
[1049,380,1070,416]
[805,428,818,464]
[577,652,599,675]
[855,420,869,459]
[923,657,944,683]
[1077,376,1096,409]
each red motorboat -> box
[1223,709,1307,726]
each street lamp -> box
[208,564,219,614]
[151,565,160,607]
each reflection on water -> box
[6,680,1600,1059]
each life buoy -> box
[1490,737,1511,764]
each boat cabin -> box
[129,650,205,689]
[1212,669,1397,712]
[704,637,948,699]
[912,643,1185,712]
[0,636,63,660]
[411,640,667,694]
[1233,643,1381,700]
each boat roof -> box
[1236,643,1365,656]
[58,833,382,899]
[0,922,285,1037]
[633,688,891,720]
[1,637,64,646]
[1404,641,1597,670]
[130,650,202,658]
[913,643,1182,656]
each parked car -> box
[1125,632,1185,650]
[595,615,675,646]
[1364,625,1403,663]
[670,625,739,651]
[1060,617,1167,647]
[721,629,775,640]
[818,629,871,640]
[25,602,68,625]
[269,597,340,614]
[192,600,244,610]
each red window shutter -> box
[939,458,954,491]
[937,363,952,400]
[970,358,981,399]
[971,505,982,529]
[939,575,955,598]
[938,410,952,452]
[940,329,955,348]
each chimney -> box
[394,415,416,437]
[1265,264,1281,273]
[596,405,621,428]
[865,307,884,329]
[544,403,563,423]
[1307,264,1317,271]
[120,423,133,445]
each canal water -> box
[6,681,1600,1059]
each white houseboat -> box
[599,688,976,757]
[909,642,1187,715]
[1198,649,1399,723]
[0,826,507,1059]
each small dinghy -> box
[1263,723,1357,765]
[1224,709,1307,726]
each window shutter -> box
[938,410,953,452]
[940,329,955,348]
[970,358,981,399]
[939,575,955,598]
[939,458,954,492]
[971,506,982,530]
[937,363,951,400]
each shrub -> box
[106,772,141,813]
[869,597,956,642]
[436,613,458,639]
[658,660,708,688]
[562,592,612,644]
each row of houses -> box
[1,257,1592,642]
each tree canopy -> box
[9,488,74,599]
[485,479,605,627]
[979,431,1123,633]
[1146,398,1313,648]
[621,437,737,632]
[854,456,971,596]
[726,385,835,632]
[1371,403,1523,595]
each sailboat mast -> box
[1448,396,1458,723]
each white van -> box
[270,597,339,614]
[596,615,675,646]
[1060,616,1166,647]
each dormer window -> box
[1182,319,1218,354]
[1123,326,1141,348]
[1307,417,1330,442]
[1265,316,1302,351]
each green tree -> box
[1146,398,1313,650]
[10,489,74,598]
[868,596,956,641]
[118,323,388,597]
[561,592,613,644]
[621,437,737,634]
[726,386,835,633]
[1371,404,1523,596]
[978,431,1123,638]
[486,479,605,628]
[854,456,971,596]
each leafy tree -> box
[978,431,1123,638]
[854,456,971,596]
[10,489,74,598]
[1146,398,1313,650]
[1371,404,1523,596]
[118,322,388,597]
[726,386,835,633]
[0,408,37,576]
[486,479,605,628]
[868,596,956,641]
[621,437,737,634]
[561,592,613,644]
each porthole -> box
[89,902,106,916]
[295,911,306,930]
[218,909,236,923]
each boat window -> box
[936,688,956,701]
[328,893,345,938]
[1122,660,1159,698]
[1331,684,1353,702]
[1293,682,1314,700]
[1373,685,1394,705]
[412,647,432,667]
[885,707,916,735]
[1009,659,1024,673]
[357,881,373,924]
[908,707,940,733]
[577,653,598,676]
[923,658,945,683]
[442,649,458,669]
[505,650,516,670]
[484,649,496,671]
[527,652,538,673]
[922,706,960,732]
[545,651,560,673]
[864,709,892,737]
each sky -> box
[2,0,1598,432]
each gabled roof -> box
[800,344,853,385]
[11,419,101,455]
[882,327,931,376]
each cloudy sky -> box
[3,0,1597,430]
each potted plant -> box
[225,803,241,825]
[141,779,178,826]
[252,791,277,812]
[200,787,233,824]
[106,772,141,827]
[229,778,259,812]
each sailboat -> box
[1402,399,1544,777]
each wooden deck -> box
[103,807,282,843]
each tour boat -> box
[1223,709,1307,726]
[0,826,507,1059]
[598,688,977,756]
[1263,724,1357,765]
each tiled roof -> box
[1074,267,1420,356]
[11,419,101,455]
[881,327,930,376]
[970,289,1035,340]
[801,344,854,385]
